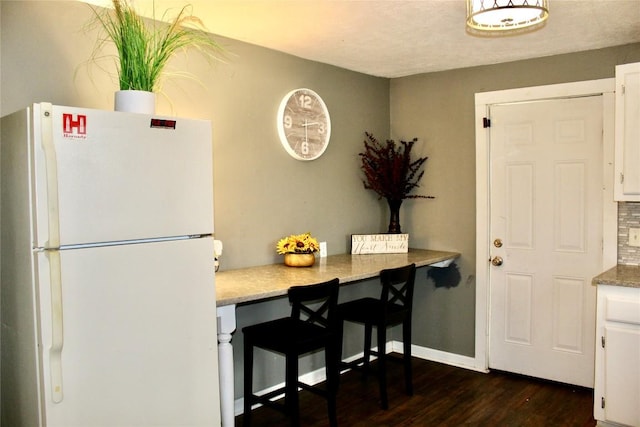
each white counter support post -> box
[217,304,237,427]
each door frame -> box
[474,79,618,373]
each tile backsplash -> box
[618,202,640,265]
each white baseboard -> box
[393,340,487,373]
[234,342,486,416]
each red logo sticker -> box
[62,113,87,139]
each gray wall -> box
[1,0,391,402]
[2,0,640,403]
[0,1,390,269]
[389,43,640,357]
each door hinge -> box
[622,84,626,96]
[601,396,606,409]
[483,117,491,128]
[601,336,606,348]
[620,172,624,184]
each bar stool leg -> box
[243,338,254,427]
[362,323,373,379]
[376,323,388,410]
[325,341,338,427]
[285,354,300,427]
[403,318,413,396]
[336,321,344,387]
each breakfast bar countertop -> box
[215,248,460,306]
[592,264,640,289]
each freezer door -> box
[36,238,220,426]
[31,103,214,248]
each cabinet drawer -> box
[605,295,640,325]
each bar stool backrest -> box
[289,278,340,330]
[380,263,416,319]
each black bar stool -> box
[243,278,340,427]
[337,263,416,409]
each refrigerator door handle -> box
[49,250,64,403]
[41,103,64,403]
[40,102,61,249]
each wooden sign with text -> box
[351,234,409,254]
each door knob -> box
[491,256,503,266]
[493,238,503,248]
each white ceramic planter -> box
[114,90,156,114]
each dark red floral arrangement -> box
[359,131,433,201]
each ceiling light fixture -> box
[466,0,549,33]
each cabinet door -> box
[604,325,640,426]
[614,62,640,201]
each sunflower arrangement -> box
[276,232,320,254]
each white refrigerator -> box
[1,103,220,426]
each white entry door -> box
[488,96,603,387]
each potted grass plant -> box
[89,0,223,113]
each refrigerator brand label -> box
[150,119,177,130]
[62,113,87,140]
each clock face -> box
[277,88,331,161]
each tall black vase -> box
[387,199,403,234]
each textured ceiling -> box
[82,0,640,78]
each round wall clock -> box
[277,88,331,161]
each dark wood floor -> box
[236,354,596,427]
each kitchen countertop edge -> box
[215,248,460,306]
[592,264,640,289]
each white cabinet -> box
[594,285,640,426]
[614,62,640,201]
